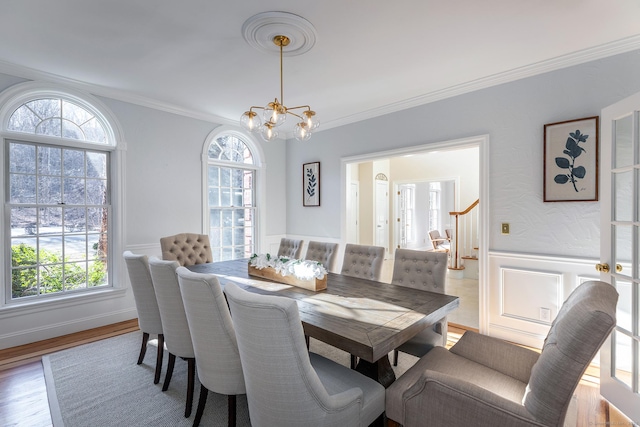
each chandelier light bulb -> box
[303,110,319,130]
[263,100,287,127]
[294,122,312,141]
[240,111,260,132]
[260,122,278,141]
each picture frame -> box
[544,116,599,202]
[303,162,320,206]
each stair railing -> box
[448,199,479,270]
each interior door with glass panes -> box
[599,91,640,424]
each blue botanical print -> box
[554,129,589,192]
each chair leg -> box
[137,332,149,365]
[393,349,399,367]
[162,353,176,391]
[228,395,237,427]
[154,334,164,385]
[351,354,358,369]
[192,385,208,427]
[185,358,195,418]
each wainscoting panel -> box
[488,251,600,349]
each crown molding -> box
[2,34,640,134]
[319,34,640,132]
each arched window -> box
[1,83,120,302]
[204,128,262,262]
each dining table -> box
[187,258,460,388]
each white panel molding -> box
[488,250,599,348]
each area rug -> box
[43,331,417,427]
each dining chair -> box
[176,267,246,427]
[304,241,339,272]
[148,257,196,418]
[224,282,385,427]
[276,237,304,259]
[122,251,164,384]
[340,243,385,368]
[390,249,448,366]
[160,233,213,266]
[386,280,618,427]
[340,243,385,281]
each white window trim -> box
[201,126,266,256]
[0,81,127,309]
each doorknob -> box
[595,263,610,273]
[616,264,623,273]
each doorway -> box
[341,135,488,331]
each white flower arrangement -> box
[249,253,327,281]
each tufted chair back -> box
[340,243,385,281]
[391,249,447,292]
[160,233,213,267]
[276,238,304,259]
[304,241,339,272]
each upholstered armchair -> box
[224,282,385,427]
[386,280,618,427]
[276,237,304,259]
[391,249,448,366]
[160,233,212,266]
[304,241,339,271]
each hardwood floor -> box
[0,321,635,427]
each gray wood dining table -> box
[187,258,459,387]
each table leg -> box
[355,355,396,388]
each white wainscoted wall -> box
[488,251,599,349]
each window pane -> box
[9,143,36,173]
[39,207,62,231]
[208,166,219,186]
[10,174,36,203]
[62,120,84,140]
[208,188,220,207]
[86,179,106,205]
[220,168,231,187]
[64,177,85,204]
[87,208,107,232]
[38,146,61,175]
[65,207,86,233]
[64,149,85,176]
[29,99,61,119]
[38,175,62,204]
[87,152,107,178]
[8,105,39,133]
[11,207,37,237]
[64,262,87,290]
[81,118,106,143]
[37,117,62,137]
[65,235,87,261]
[62,100,92,123]
[208,142,222,159]
[209,209,221,228]
[613,330,633,388]
[614,170,632,222]
[614,114,633,169]
[221,188,231,206]
[233,189,242,206]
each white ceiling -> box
[2,1,640,134]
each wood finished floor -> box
[0,322,636,427]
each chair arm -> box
[400,370,545,427]
[449,331,539,383]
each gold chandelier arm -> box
[248,106,265,111]
[286,105,312,111]
[286,110,304,120]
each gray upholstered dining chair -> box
[276,237,304,259]
[340,243,385,281]
[391,249,448,366]
[304,241,339,272]
[428,230,450,252]
[176,267,246,427]
[340,243,385,368]
[386,280,618,427]
[123,251,164,384]
[160,233,213,266]
[148,257,196,418]
[224,282,386,427]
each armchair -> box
[386,280,618,427]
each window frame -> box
[0,82,125,308]
[202,127,265,260]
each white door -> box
[396,185,413,249]
[600,91,640,423]
[375,180,389,256]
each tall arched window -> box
[1,83,120,302]
[204,128,262,261]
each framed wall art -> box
[303,161,320,206]
[544,116,599,202]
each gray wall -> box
[285,49,640,259]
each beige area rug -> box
[43,331,417,427]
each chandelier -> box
[240,34,319,142]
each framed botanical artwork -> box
[544,116,599,202]
[303,161,320,206]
